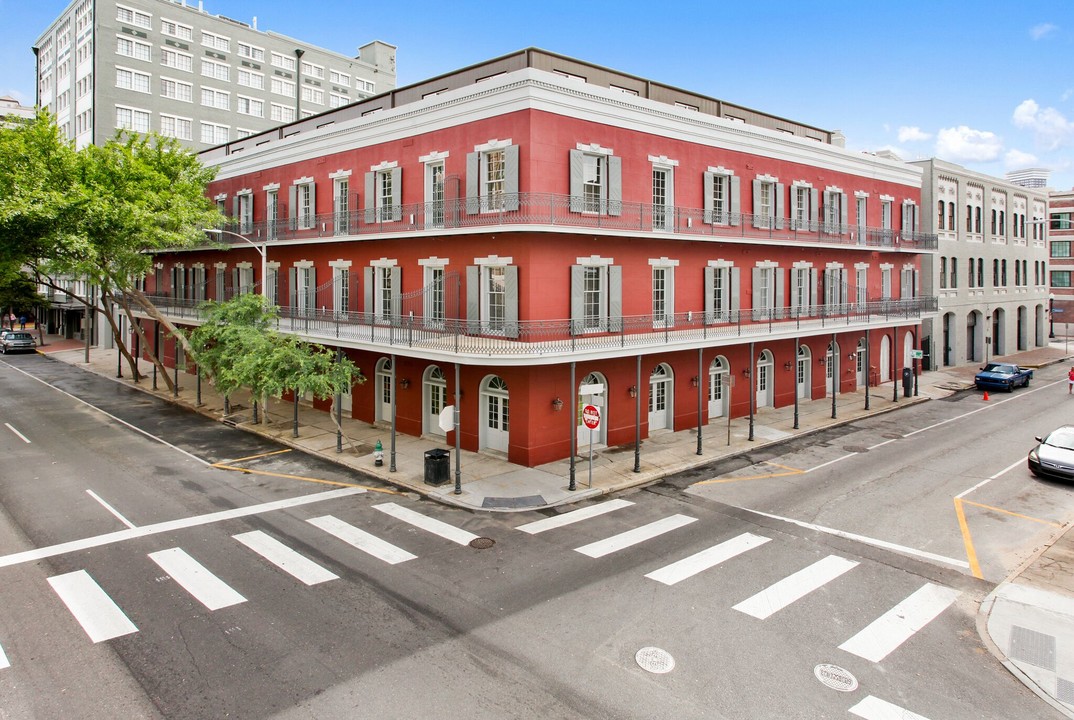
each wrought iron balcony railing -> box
[222,192,937,251]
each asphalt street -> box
[0,353,1067,719]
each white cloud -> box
[1004,148,1038,168]
[1030,23,1058,39]
[935,126,1003,162]
[897,126,932,142]
[1012,99,1074,150]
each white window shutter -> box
[775,183,785,230]
[752,267,762,319]
[752,179,762,228]
[569,150,583,213]
[504,145,520,212]
[569,265,583,333]
[363,172,375,223]
[505,265,519,338]
[363,267,373,313]
[704,266,715,323]
[703,172,714,224]
[729,267,740,315]
[608,156,623,217]
[390,168,402,221]
[466,266,479,334]
[608,265,622,331]
[729,176,741,226]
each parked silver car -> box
[0,331,36,354]
[1028,426,1074,481]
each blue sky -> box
[2,0,1072,190]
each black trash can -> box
[901,367,913,397]
[424,448,450,486]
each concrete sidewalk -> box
[24,334,1074,716]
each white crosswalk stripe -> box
[732,555,859,619]
[849,695,932,720]
[838,583,960,663]
[47,569,138,642]
[575,514,697,558]
[645,532,771,586]
[308,515,416,564]
[233,530,339,585]
[517,499,634,534]
[0,640,8,670]
[148,548,247,611]
[372,502,480,545]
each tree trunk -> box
[115,293,174,393]
[99,290,143,382]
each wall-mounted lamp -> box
[742,368,751,378]
[818,357,827,365]
[784,361,793,371]
[552,396,564,412]
[628,385,637,399]
[847,353,856,360]
[690,375,699,388]
[399,378,410,389]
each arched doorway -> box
[708,356,730,420]
[1017,306,1028,351]
[879,335,891,381]
[648,363,673,431]
[942,312,955,366]
[422,365,447,437]
[796,345,811,399]
[967,311,983,363]
[1036,304,1046,346]
[480,375,510,453]
[577,371,608,447]
[826,341,840,396]
[756,350,774,408]
[374,357,393,423]
[902,331,914,366]
[856,338,867,388]
[992,308,1004,357]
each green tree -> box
[188,293,364,438]
[0,265,49,339]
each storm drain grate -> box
[635,647,675,674]
[1010,625,1056,671]
[468,537,495,550]
[1057,678,1074,705]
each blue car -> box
[974,362,1032,392]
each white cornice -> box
[208,68,922,188]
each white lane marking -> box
[517,499,635,534]
[308,515,416,565]
[47,570,138,642]
[149,548,246,611]
[849,695,931,720]
[4,362,210,465]
[0,640,8,669]
[0,487,366,570]
[865,439,897,451]
[803,453,857,473]
[956,456,1030,499]
[732,555,858,619]
[86,489,137,529]
[839,583,961,663]
[645,532,770,586]
[739,508,969,569]
[233,530,338,586]
[575,514,697,559]
[4,422,30,444]
[372,502,479,546]
[902,380,1060,440]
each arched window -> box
[937,200,945,230]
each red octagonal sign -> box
[582,404,601,429]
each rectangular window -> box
[652,168,669,230]
[583,266,602,330]
[427,162,445,228]
[378,267,393,322]
[939,257,947,289]
[583,155,604,213]
[237,69,264,90]
[881,268,892,299]
[334,178,349,235]
[356,78,375,94]
[116,36,151,62]
[116,67,150,93]
[332,267,349,315]
[483,149,506,211]
[159,114,192,140]
[271,52,296,71]
[712,267,727,319]
[794,186,809,228]
[1052,271,1072,288]
[977,257,984,287]
[116,106,150,132]
[237,42,264,62]
[881,200,892,229]
[116,5,151,28]
[298,183,314,229]
[266,190,279,240]
[1052,212,1073,230]
[856,197,867,238]
[201,60,229,82]
[1052,241,1072,258]
[330,70,350,86]
[160,19,192,41]
[270,103,295,123]
[271,77,296,96]
[236,96,263,117]
[238,194,252,234]
[301,61,325,79]
[711,175,727,223]
[201,87,229,109]
[652,266,667,321]
[758,182,773,227]
[200,122,228,145]
[856,268,867,304]
[375,170,394,220]
[968,258,976,288]
[161,48,192,73]
[160,77,192,102]
[301,86,324,105]
[201,31,230,53]
[485,266,506,331]
[427,266,445,325]
[329,92,349,108]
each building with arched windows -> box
[139,49,934,468]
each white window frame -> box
[160,76,192,102]
[420,258,448,327]
[271,52,296,71]
[301,61,325,79]
[330,69,351,86]
[160,18,192,41]
[201,31,230,53]
[116,4,152,29]
[270,103,295,123]
[333,174,351,235]
[201,60,229,82]
[649,257,678,327]
[236,95,263,117]
[200,122,229,145]
[237,69,264,90]
[301,86,324,105]
[160,48,193,73]
[271,77,296,97]
[237,42,265,62]
[115,104,150,132]
[115,66,150,93]
[201,86,230,110]
[116,36,151,62]
[159,113,192,140]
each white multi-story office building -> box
[912,159,1050,369]
[34,0,397,150]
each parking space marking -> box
[955,456,1026,499]
[0,640,8,669]
[960,500,1063,528]
[4,422,30,444]
[953,498,983,579]
[224,449,293,464]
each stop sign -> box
[582,404,601,429]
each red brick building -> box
[144,49,934,469]
[1049,189,1074,333]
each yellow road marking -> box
[696,468,805,485]
[960,500,1063,528]
[761,461,804,472]
[211,461,406,495]
[225,449,293,464]
[953,498,983,579]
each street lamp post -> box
[1050,294,1055,339]
[206,228,268,299]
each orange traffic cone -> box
[983,391,989,401]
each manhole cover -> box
[635,647,675,674]
[842,446,869,454]
[881,433,902,440]
[814,663,858,692]
[468,537,495,549]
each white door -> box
[796,347,811,400]
[756,354,773,408]
[708,359,728,420]
[856,339,867,388]
[375,358,392,423]
[879,336,891,382]
[826,343,839,396]
[483,376,510,453]
[424,366,446,437]
[648,365,672,431]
